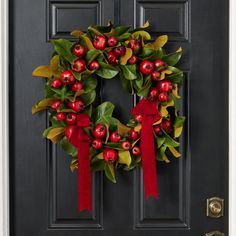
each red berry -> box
[89,60,100,70]
[161,119,172,133]
[135,114,143,123]
[70,81,83,92]
[93,124,107,139]
[61,70,75,85]
[65,125,76,139]
[56,112,66,121]
[51,78,62,88]
[92,139,103,149]
[113,46,126,57]
[103,148,118,163]
[93,35,107,50]
[73,44,86,57]
[107,51,118,64]
[128,128,140,140]
[128,39,142,55]
[121,141,131,150]
[132,146,141,156]
[151,71,161,81]
[51,100,62,110]
[68,99,85,112]
[154,59,166,69]
[153,125,161,135]
[109,131,121,143]
[148,87,159,101]
[158,92,168,102]
[71,59,86,73]
[107,36,118,47]
[157,80,172,93]
[128,55,138,64]
[139,60,154,75]
[65,113,77,125]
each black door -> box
[9,0,229,235]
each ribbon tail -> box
[77,137,92,212]
[141,115,158,199]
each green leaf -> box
[137,75,152,97]
[117,33,131,41]
[83,104,93,117]
[80,35,95,50]
[118,150,132,166]
[121,74,134,94]
[139,48,155,59]
[60,137,77,157]
[120,65,137,80]
[112,26,131,36]
[156,136,165,148]
[169,93,180,112]
[147,48,164,60]
[52,39,76,63]
[83,76,98,92]
[85,50,101,65]
[94,101,115,120]
[133,73,143,90]
[173,116,186,128]
[132,30,151,40]
[162,131,180,147]
[163,48,182,66]
[120,48,133,65]
[80,90,96,106]
[168,147,181,158]
[96,62,119,79]
[104,163,116,183]
[90,158,105,171]
[93,23,113,34]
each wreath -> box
[32,21,185,212]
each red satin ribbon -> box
[131,98,161,199]
[67,113,92,212]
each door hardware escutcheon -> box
[205,231,225,236]
[206,197,224,218]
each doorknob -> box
[206,197,224,218]
[205,231,224,236]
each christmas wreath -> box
[32,21,185,212]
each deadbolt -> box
[207,197,224,218]
[205,231,224,236]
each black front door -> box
[9,0,229,235]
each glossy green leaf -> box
[104,163,116,183]
[111,26,131,36]
[80,90,96,106]
[52,39,76,63]
[85,50,101,65]
[60,137,77,157]
[173,116,186,128]
[83,76,98,92]
[118,150,132,166]
[96,62,119,79]
[120,65,137,80]
[163,48,182,66]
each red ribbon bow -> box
[67,113,92,212]
[131,98,161,199]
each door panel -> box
[9,0,229,235]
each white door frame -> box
[0,0,235,235]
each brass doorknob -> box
[206,197,224,218]
[205,231,224,236]
[209,201,222,214]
